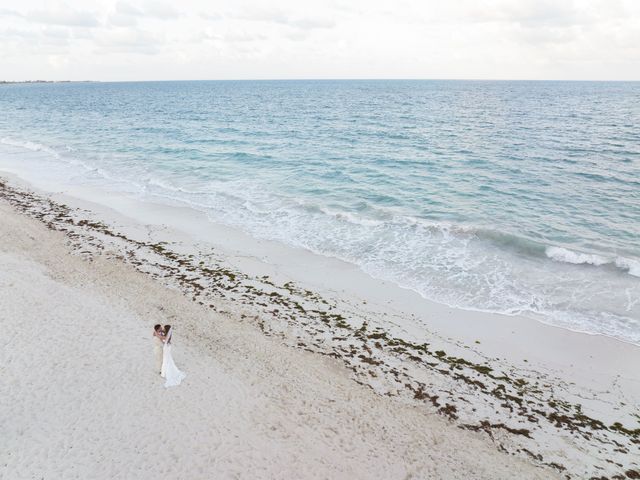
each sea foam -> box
[546,246,640,277]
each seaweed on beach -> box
[1,177,638,479]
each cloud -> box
[95,28,164,55]
[115,2,144,17]
[0,25,77,57]
[487,1,587,27]
[424,1,599,50]
[191,29,267,46]
[27,8,100,28]
[224,32,267,43]
[285,30,309,42]
[42,26,72,40]
[192,30,221,42]
[109,13,138,27]
[233,7,335,30]
[144,1,180,19]
[114,1,180,20]
[1,25,73,44]
[0,8,21,17]
[287,18,334,29]
[198,12,223,21]
[107,1,181,28]
[1,27,39,40]
[48,54,70,68]
[514,25,579,46]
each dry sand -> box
[0,199,561,479]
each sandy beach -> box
[3,0,640,476]
[1,176,639,479]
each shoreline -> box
[1,173,639,478]
[1,140,637,348]
[2,166,638,351]
[3,169,640,363]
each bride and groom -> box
[153,324,186,388]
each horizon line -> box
[3,78,640,83]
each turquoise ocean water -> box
[0,80,638,343]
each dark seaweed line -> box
[1,179,638,479]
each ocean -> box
[0,80,638,343]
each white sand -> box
[0,202,561,479]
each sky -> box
[0,0,639,81]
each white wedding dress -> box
[160,328,186,388]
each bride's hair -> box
[164,325,172,343]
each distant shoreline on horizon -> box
[0,80,97,85]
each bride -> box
[160,325,186,388]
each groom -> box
[153,324,165,374]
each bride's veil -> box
[165,327,173,343]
